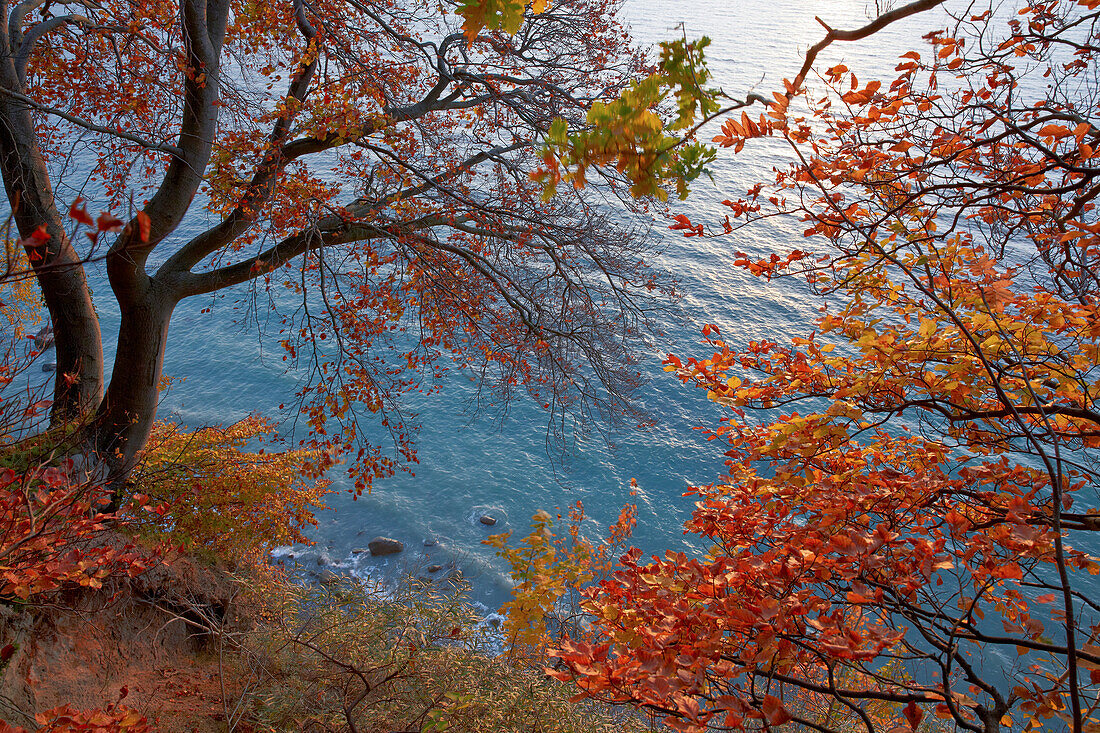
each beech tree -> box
[0,0,666,488]
[498,0,1100,730]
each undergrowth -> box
[225,571,654,733]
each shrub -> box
[0,462,154,602]
[235,573,651,733]
[132,417,330,566]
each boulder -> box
[479,515,497,526]
[368,537,404,556]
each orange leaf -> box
[903,701,923,729]
[135,211,151,243]
[762,695,792,726]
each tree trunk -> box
[0,93,104,420]
[93,285,175,487]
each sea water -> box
[19,0,952,611]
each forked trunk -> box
[93,288,175,491]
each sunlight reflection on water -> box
[24,0,959,611]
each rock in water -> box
[368,537,404,556]
[479,515,497,526]
[33,324,53,351]
[41,361,56,372]
[427,565,443,573]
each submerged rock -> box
[33,324,53,351]
[368,537,404,556]
[423,538,438,547]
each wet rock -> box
[427,564,443,573]
[318,569,341,584]
[351,547,368,554]
[423,538,438,547]
[368,537,404,556]
[41,361,56,372]
[317,552,334,566]
[479,515,497,526]
[33,324,53,351]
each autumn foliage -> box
[0,704,151,733]
[0,275,152,602]
[488,498,637,652]
[10,0,1100,728]
[3,0,664,498]
[0,278,324,732]
[133,417,329,565]
[0,460,154,602]
[494,0,1100,731]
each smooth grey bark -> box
[0,0,228,477]
[93,286,176,482]
[92,0,228,478]
[0,12,104,420]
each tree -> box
[503,0,1100,730]
[0,0,667,490]
[0,259,153,603]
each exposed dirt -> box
[0,544,246,732]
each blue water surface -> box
[25,0,952,611]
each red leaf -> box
[19,223,50,257]
[903,701,923,729]
[762,695,791,726]
[68,198,94,226]
[97,213,124,232]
